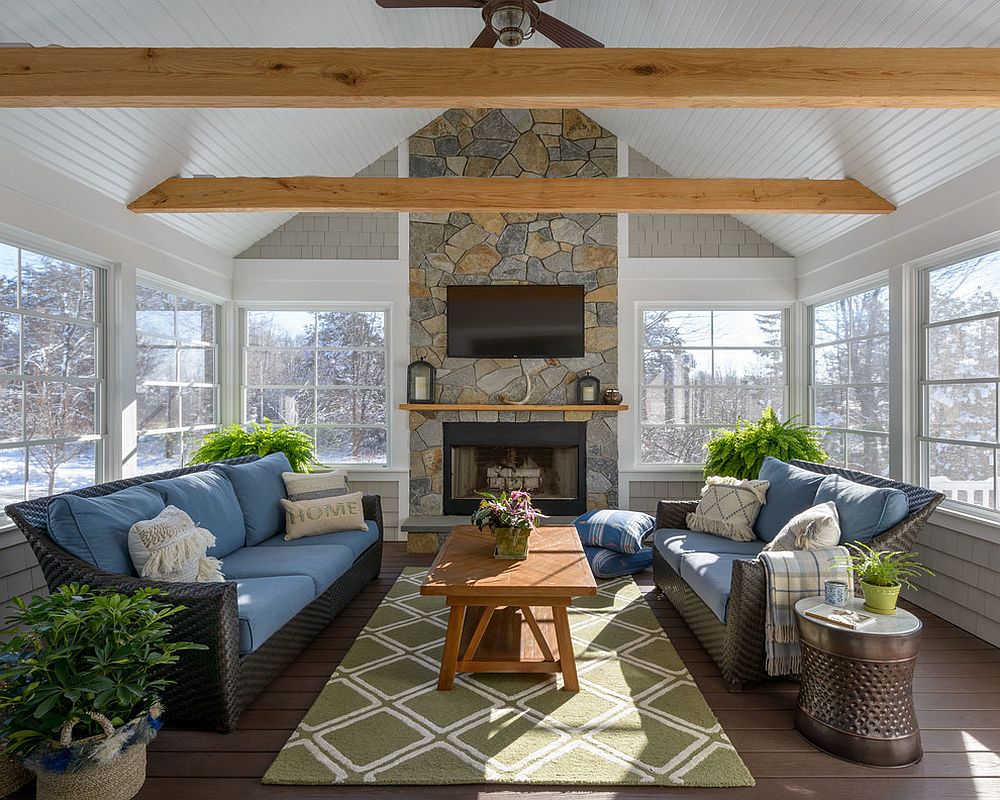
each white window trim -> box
[239,302,393,469]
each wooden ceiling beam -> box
[127,177,895,215]
[3,47,1000,108]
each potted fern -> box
[188,419,320,472]
[704,406,828,480]
[845,543,934,615]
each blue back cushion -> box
[574,509,655,555]
[212,453,291,546]
[814,474,909,544]
[145,470,247,557]
[46,485,166,575]
[754,457,825,543]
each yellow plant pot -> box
[492,527,531,560]
[861,581,901,615]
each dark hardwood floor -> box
[138,543,1000,799]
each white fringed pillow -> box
[762,501,842,552]
[686,476,770,543]
[128,505,225,583]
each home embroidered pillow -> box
[128,505,225,583]
[686,476,770,543]
[762,501,842,552]
[574,509,655,555]
[281,469,349,502]
[281,490,368,541]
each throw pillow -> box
[281,470,349,502]
[762,501,841,552]
[753,457,826,543]
[584,545,653,579]
[686,476,770,543]
[574,509,655,555]
[128,505,225,583]
[281,490,367,541]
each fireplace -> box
[442,422,587,516]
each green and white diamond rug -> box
[263,568,754,787]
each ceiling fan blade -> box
[470,25,499,48]
[535,11,604,48]
[375,0,483,8]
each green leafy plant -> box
[0,585,204,756]
[471,491,546,532]
[845,542,934,589]
[188,419,320,472]
[703,406,828,480]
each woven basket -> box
[0,752,32,797]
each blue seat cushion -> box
[145,470,247,558]
[220,543,355,596]
[679,552,747,623]
[213,453,291,546]
[46,485,166,575]
[233,576,315,654]
[257,520,379,560]
[653,528,765,573]
[754,458,825,543]
[584,546,653,578]
[574,509,656,555]
[814,474,909,544]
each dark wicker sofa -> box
[5,456,383,732]
[652,460,943,689]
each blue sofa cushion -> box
[679,552,746,623]
[46,486,166,575]
[754,458,825,543]
[584,545,653,578]
[574,509,655,555]
[234,576,315,654]
[653,528,764,573]
[221,543,355,596]
[815,474,909,544]
[258,520,379,560]
[213,453,291,546]
[145,470,247,558]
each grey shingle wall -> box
[0,535,46,633]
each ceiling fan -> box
[375,0,604,48]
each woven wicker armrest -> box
[655,500,698,530]
[363,494,384,540]
[723,557,768,685]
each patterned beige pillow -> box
[762,501,841,552]
[128,505,224,583]
[280,490,368,541]
[686,476,770,542]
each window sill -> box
[930,503,1000,543]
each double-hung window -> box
[0,241,104,504]
[639,308,786,465]
[920,251,1000,512]
[243,309,388,465]
[810,286,891,476]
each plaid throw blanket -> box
[758,547,853,676]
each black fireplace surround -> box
[442,422,587,516]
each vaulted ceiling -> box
[2,0,1000,257]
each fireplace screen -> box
[450,444,580,501]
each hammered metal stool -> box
[794,596,923,767]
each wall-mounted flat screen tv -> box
[446,285,585,359]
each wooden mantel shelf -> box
[400,403,628,412]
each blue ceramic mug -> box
[825,580,850,607]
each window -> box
[243,309,388,465]
[920,252,1000,512]
[0,241,103,505]
[810,286,890,476]
[639,308,786,464]
[136,285,219,472]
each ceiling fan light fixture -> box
[488,1,537,47]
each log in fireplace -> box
[442,422,587,516]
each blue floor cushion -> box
[815,474,908,543]
[584,545,653,578]
[653,529,764,573]
[678,551,748,623]
[221,543,355,596]
[144,470,247,558]
[233,576,315,654]
[754,457,825,543]
[213,453,292,546]
[574,509,655,554]
[258,520,379,560]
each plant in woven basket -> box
[0,585,204,800]
[844,542,934,615]
[187,418,320,472]
[703,406,828,480]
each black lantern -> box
[576,369,601,405]
[407,351,436,404]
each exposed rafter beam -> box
[3,47,1000,108]
[128,177,895,215]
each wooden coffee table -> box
[421,525,597,691]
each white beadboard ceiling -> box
[2,0,1000,257]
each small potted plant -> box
[471,490,546,560]
[845,542,934,615]
[0,585,205,800]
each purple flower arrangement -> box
[470,490,547,532]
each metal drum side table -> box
[794,596,923,767]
